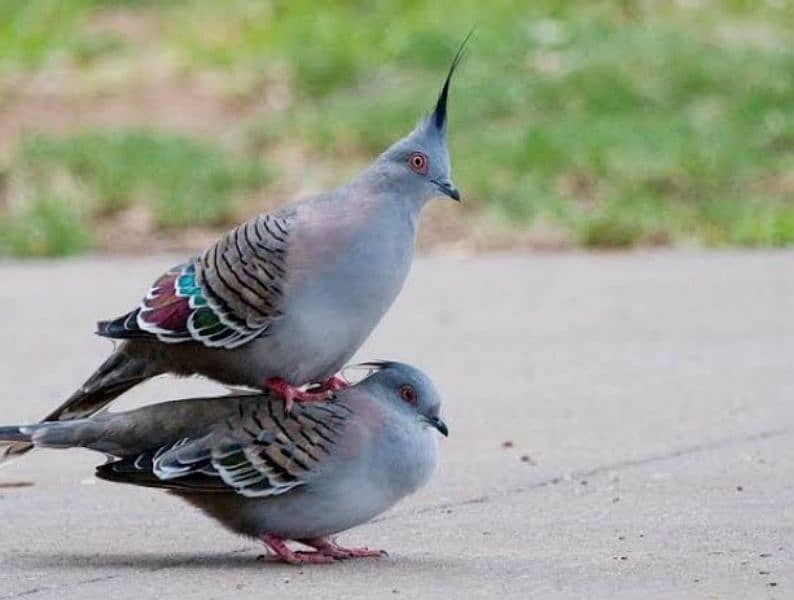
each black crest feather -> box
[432,29,474,130]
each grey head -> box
[352,361,448,437]
[358,34,472,207]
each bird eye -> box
[398,384,418,405]
[408,152,428,175]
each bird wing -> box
[96,210,292,349]
[97,396,354,498]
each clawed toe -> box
[258,551,335,565]
[290,551,336,565]
[326,547,387,559]
[320,375,350,392]
[260,533,342,565]
[261,534,389,565]
[294,389,332,403]
[264,378,333,413]
[302,537,387,560]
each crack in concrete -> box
[3,426,791,596]
[0,575,122,599]
[381,425,794,521]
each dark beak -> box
[434,179,461,202]
[427,416,449,437]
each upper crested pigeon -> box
[0,35,469,463]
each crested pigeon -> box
[0,362,447,564]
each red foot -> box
[312,374,351,393]
[259,534,387,565]
[264,378,331,413]
[259,534,334,565]
[264,375,351,413]
[303,537,388,559]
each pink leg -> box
[302,536,388,559]
[259,534,334,565]
[312,374,351,393]
[264,378,332,413]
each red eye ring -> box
[398,384,418,405]
[408,152,428,175]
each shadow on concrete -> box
[5,550,458,572]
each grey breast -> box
[266,197,418,383]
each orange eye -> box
[408,152,428,175]
[398,384,418,405]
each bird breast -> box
[273,200,417,379]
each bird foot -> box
[259,534,335,565]
[264,378,331,413]
[314,374,350,393]
[303,537,388,560]
[259,534,387,565]
[264,375,351,413]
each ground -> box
[0,251,792,598]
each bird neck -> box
[351,163,432,219]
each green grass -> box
[15,130,269,227]
[1,1,794,255]
[0,1,91,73]
[167,0,794,247]
[0,195,92,257]
[1,130,269,256]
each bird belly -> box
[149,296,389,389]
[174,420,438,541]
[261,244,413,384]
[249,488,397,540]
[153,206,415,388]
[251,428,438,540]
[267,304,383,384]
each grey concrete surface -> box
[0,251,792,599]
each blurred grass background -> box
[0,0,792,256]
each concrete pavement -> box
[0,251,792,598]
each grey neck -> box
[351,162,432,221]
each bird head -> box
[369,33,472,206]
[353,361,448,437]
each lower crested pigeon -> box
[0,362,447,564]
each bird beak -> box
[434,179,461,202]
[426,416,449,437]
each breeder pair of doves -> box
[0,40,471,565]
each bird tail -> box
[0,420,103,454]
[0,349,159,464]
[0,426,32,444]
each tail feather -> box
[0,420,100,457]
[27,420,107,449]
[0,424,40,463]
[96,309,154,341]
[0,427,34,464]
[0,426,31,444]
[0,349,158,464]
[43,350,157,423]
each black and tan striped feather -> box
[195,211,293,346]
[102,395,354,498]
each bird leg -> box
[259,534,334,565]
[311,374,351,393]
[301,536,388,559]
[265,374,350,413]
[264,378,331,413]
